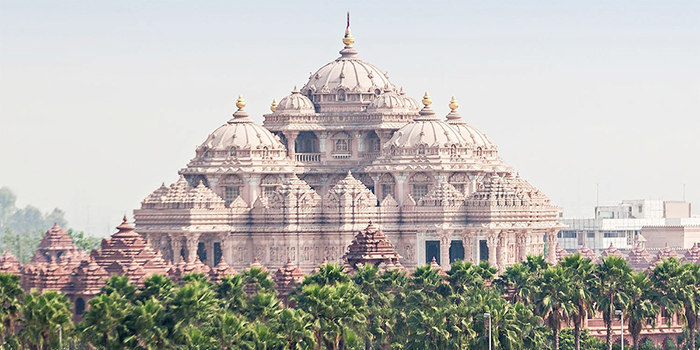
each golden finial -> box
[449,96,459,111]
[270,99,278,112]
[343,12,355,47]
[422,92,432,107]
[236,95,246,110]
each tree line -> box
[0,187,100,262]
[0,255,698,350]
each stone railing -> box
[362,152,381,163]
[296,153,321,163]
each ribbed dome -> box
[444,97,496,149]
[302,28,393,95]
[385,93,467,150]
[400,89,421,111]
[198,96,285,152]
[274,87,315,115]
[367,90,407,113]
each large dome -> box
[198,96,285,152]
[385,93,467,150]
[301,28,394,96]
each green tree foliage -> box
[1,255,699,349]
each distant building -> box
[558,200,699,253]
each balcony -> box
[295,153,321,163]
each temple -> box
[133,21,564,273]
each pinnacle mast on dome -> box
[229,94,252,124]
[339,12,358,58]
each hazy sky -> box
[1,0,698,237]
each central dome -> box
[300,26,396,112]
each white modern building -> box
[558,200,699,253]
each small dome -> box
[198,95,285,152]
[367,90,407,113]
[445,97,495,149]
[275,87,315,115]
[400,88,421,111]
[385,93,467,150]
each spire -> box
[339,12,358,58]
[229,94,252,124]
[270,99,278,112]
[445,96,464,124]
[414,91,439,121]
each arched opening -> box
[449,240,465,263]
[75,298,86,315]
[187,175,209,188]
[220,174,244,206]
[337,89,346,101]
[410,172,432,201]
[332,131,352,155]
[260,174,282,198]
[425,241,440,265]
[379,173,395,201]
[417,144,426,155]
[448,172,470,195]
[295,131,319,154]
[365,131,381,154]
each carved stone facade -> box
[133,23,564,273]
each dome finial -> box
[422,92,432,107]
[236,95,246,110]
[270,99,278,112]
[343,12,354,48]
[449,96,459,111]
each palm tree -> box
[270,308,315,350]
[124,298,171,350]
[138,274,175,302]
[536,265,575,350]
[78,291,132,349]
[496,263,536,304]
[594,256,633,350]
[468,289,525,350]
[0,272,24,341]
[206,311,254,350]
[294,282,368,350]
[101,274,137,301]
[560,254,597,350]
[19,290,73,350]
[245,292,281,323]
[625,271,658,350]
[170,279,219,333]
[650,259,700,350]
[448,260,485,294]
[216,274,247,313]
[302,263,349,287]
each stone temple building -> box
[133,22,565,273]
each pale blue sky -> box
[1,0,699,236]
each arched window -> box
[332,132,352,155]
[188,175,209,188]
[337,89,346,101]
[262,146,270,159]
[379,173,395,200]
[220,174,244,206]
[417,144,426,155]
[229,147,238,158]
[449,144,457,156]
[476,147,483,157]
[260,174,282,198]
[410,172,432,201]
[448,172,470,195]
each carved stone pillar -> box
[248,175,260,202]
[159,235,171,262]
[547,230,558,264]
[487,232,499,269]
[439,232,451,269]
[170,234,182,264]
[356,131,365,152]
[462,230,474,262]
[185,234,201,263]
[395,173,407,205]
[497,232,507,271]
[219,234,231,264]
[517,230,528,262]
[315,131,327,155]
[206,240,215,266]
[284,131,299,159]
